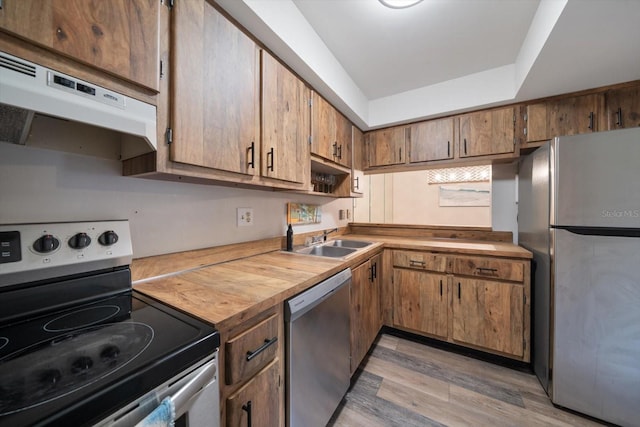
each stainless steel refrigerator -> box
[519,128,640,427]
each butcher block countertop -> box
[133,234,531,331]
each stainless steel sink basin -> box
[295,245,356,258]
[326,239,373,249]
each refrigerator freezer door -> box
[552,128,640,228]
[552,228,640,426]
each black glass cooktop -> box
[0,290,219,427]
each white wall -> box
[491,162,519,243]
[351,165,519,241]
[0,143,351,258]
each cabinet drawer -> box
[393,251,447,272]
[226,313,280,385]
[453,256,524,282]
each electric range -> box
[0,221,220,426]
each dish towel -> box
[135,397,175,427]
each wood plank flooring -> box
[328,333,609,427]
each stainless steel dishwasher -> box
[285,268,351,427]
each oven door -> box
[96,353,219,427]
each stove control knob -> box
[71,356,93,375]
[33,235,60,253]
[98,231,118,246]
[39,369,62,386]
[100,345,121,366]
[68,232,91,249]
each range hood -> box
[0,50,157,159]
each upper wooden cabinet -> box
[170,1,259,176]
[262,51,310,184]
[524,93,604,144]
[365,127,407,167]
[352,126,365,171]
[408,117,455,163]
[459,107,515,158]
[606,86,640,129]
[311,93,352,168]
[0,0,160,91]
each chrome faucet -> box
[309,228,339,245]
[322,228,338,242]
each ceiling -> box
[215,0,640,130]
[292,0,540,100]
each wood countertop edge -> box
[133,237,530,332]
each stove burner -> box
[0,322,153,416]
[0,338,7,351]
[44,305,121,332]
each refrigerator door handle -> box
[553,225,640,238]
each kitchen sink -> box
[294,245,357,258]
[325,239,373,249]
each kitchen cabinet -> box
[352,126,365,171]
[140,0,307,190]
[0,0,160,91]
[451,255,527,358]
[221,307,283,427]
[452,278,524,358]
[226,360,281,427]
[606,86,640,129]
[311,92,352,168]
[262,51,310,184]
[170,1,260,176]
[524,94,604,145]
[390,250,530,362]
[365,127,407,167]
[459,107,515,158]
[408,117,455,163]
[350,252,382,374]
[392,251,448,339]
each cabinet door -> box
[350,257,381,374]
[226,360,281,427]
[334,111,353,168]
[606,86,640,129]
[459,107,515,157]
[452,278,524,357]
[548,94,601,136]
[0,0,159,91]
[171,1,259,175]
[262,51,309,183]
[409,118,454,162]
[366,127,407,167]
[392,269,448,339]
[352,126,365,171]
[311,93,336,161]
[524,102,550,143]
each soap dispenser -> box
[286,224,293,251]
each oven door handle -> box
[171,359,217,417]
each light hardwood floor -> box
[328,333,609,427]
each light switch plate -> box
[237,208,254,227]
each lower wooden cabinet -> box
[393,269,448,339]
[391,250,530,362]
[220,306,284,427]
[350,253,382,374]
[452,278,525,358]
[226,360,281,427]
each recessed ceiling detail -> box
[215,0,640,130]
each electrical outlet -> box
[237,208,254,227]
